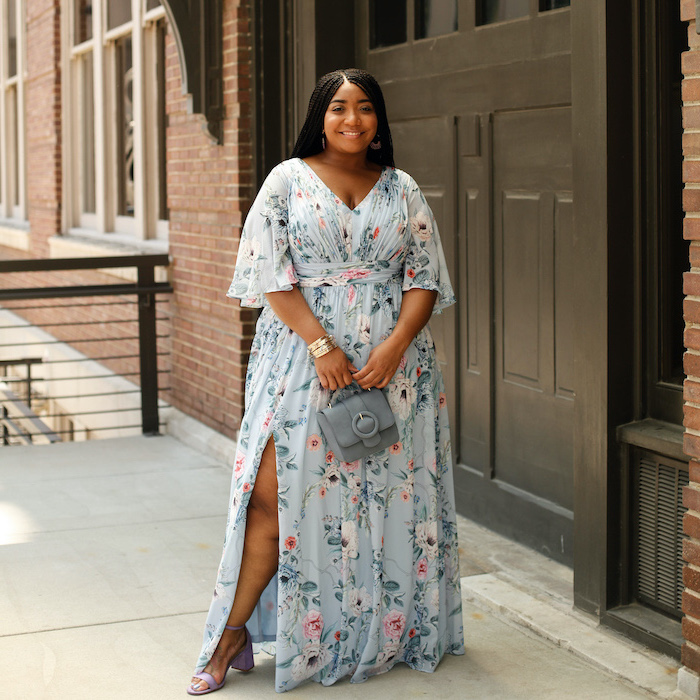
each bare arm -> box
[351,288,438,389]
[264,287,357,390]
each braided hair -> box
[290,69,395,167]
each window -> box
[66,0,169,242]
[540,0,570,9]
[415,0,458,39]
[1,0,26,222]
[477,0,529,25]
[369,0,407,49]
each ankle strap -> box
[225,624,245,630]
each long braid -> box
[290,69,395,167]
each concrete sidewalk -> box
[0,435,682,699]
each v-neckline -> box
[297,158,386,213]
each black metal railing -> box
[0,255,173,444]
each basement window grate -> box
[634,453,688,618]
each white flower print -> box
[323,463,341,489]
[290,640,333,680]
[415,520,438,560]
[348,585,372,616]
[376,640,401,667]
[341,520,359,560]
[238,236,261,268]
[388,374,417,420]
[411,210,433,241]
[357,313,371,345]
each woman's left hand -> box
[351,337,406,389]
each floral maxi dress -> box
[193,157,465,692]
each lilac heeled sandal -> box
[187,624,254,695]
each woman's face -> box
[323,80,378,156]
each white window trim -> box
[0,0,27,223]
[61,0,169,248]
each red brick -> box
[684,218,700,240]
[691,379,700,404]
[685,590,700,618]
[686,512,700,540]
[683,641,700,674]
[684,188,700,212]
[685,564,700,592]
[685,485,700,513]
[682,0,697,23]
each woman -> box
[188,68,464,695]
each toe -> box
[191,676,209,691]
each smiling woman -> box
[188,68,463,695]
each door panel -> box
[493,107,573,509]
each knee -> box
[247,490,279,532]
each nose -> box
[344,110,362,125]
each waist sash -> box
[295,261,402,287]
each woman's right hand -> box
[314,347,358,390]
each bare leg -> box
[190,439,279,691]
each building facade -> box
[3,0,700,693]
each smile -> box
[339,131,364,137]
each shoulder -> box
[263,158,301,188]
[387,166,419,193]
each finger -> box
[328,377,338,391]
[342,371,353,387]
[348,363,359,373]
[378,377,390,388]
[352,366,369,381]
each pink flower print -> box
[382,610,406,640]
[347,286,356,304]
[429,457,437,474]
[390,442,402,455]
[373,226,380,239]
[285,536,297,550]
[242,482,251,492]
[409,628,416,638]
[302,610,324,640]
[400,490,410,503]
[285,265,297,283]
[306,434,321,451]
[326,450,335,463]
[262,411,273,431]
[439,392,447,409]
[340,269,371,281]
[417,557,429,580]
[344,459,360,471]
[319,486,327,498]
[416,367,422,377]
[406,269,416,278]
[334,630,341,641]
[408,459,414,471]
[351,495,359,504]
[296,190,303,198]
[398,355,407,371]
[234,452,245,478]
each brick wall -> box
[682,0,700,677]
[25,0,62,258]
[1,0,256,441]
[166,0,256,438]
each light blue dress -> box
[194,158,464,692]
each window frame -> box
[0,0,27,223]
[63,0,168,246]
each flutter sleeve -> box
[226,163,298,307]
[402,176,456,314]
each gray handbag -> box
[317,387,399,463]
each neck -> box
[316,148,374,171]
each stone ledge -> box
[460,573,680,698]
